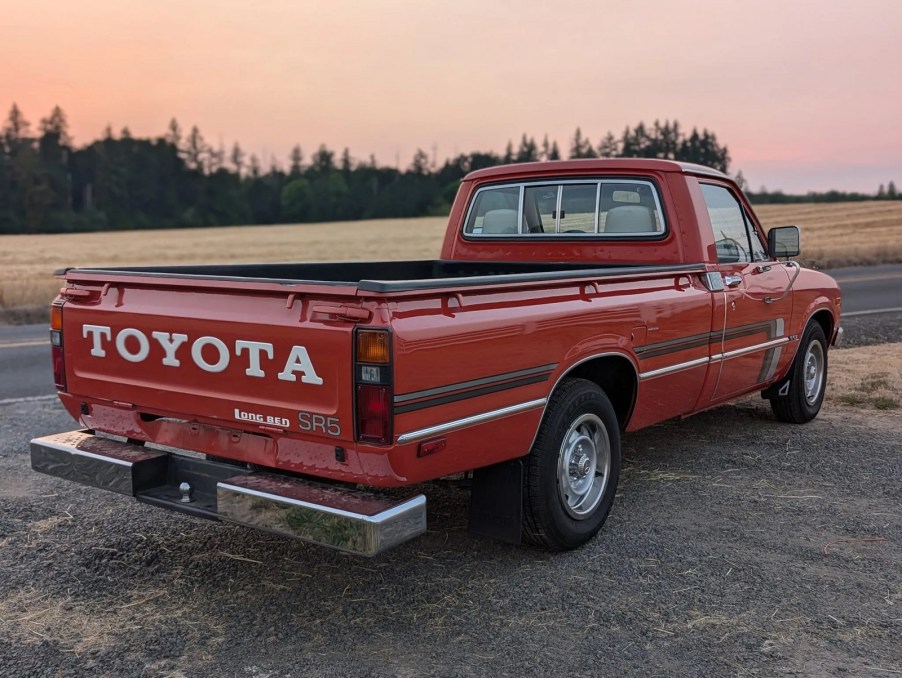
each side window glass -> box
[744,208,768,261]
[464,186,520,234]
[701,184,751,263]
[522,185,558,233]
[598,182,664,234]
[559,184,598,233]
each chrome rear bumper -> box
[31,430,426,556]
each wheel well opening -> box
[811,309,834,341]
[566,356,637,430]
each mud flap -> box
[467,459,523,545]
[762,377,792,399]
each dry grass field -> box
[826,341,902,411]
[1,201,900,314]
[753,201,902,268]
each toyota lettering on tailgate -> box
[81,324,324,384]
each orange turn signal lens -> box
[50,303,63,331]
[356,330,390,364]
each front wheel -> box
[523,378,621,551]
[770,321,828,423]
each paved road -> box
[0,324,54,403]
[827,263,902,318]
[1,264,900,402]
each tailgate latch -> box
[60,286,93,300]
[311,305,371,322]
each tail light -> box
[354,329,392,444]
[50,299,67,391]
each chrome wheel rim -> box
[803,340,825,405]
[557,413,610,519]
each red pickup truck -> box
[32,159,842,555]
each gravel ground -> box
[839,311,902,348]
[1,391,900,677]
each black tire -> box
[770,322,828,424]
[523,378,621,551]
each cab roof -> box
[464,158,730,182]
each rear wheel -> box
[523,378,621,551]
[770,322,828,424]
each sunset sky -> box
[4,0,901,192]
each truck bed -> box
[63,259,706,293]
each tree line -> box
[0,103,894,234]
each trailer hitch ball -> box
[179,482,194,503]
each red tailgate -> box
[60,283,357,444]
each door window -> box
[701,184,769,264]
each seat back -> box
[481,209,519,234]
[604,205,656,233]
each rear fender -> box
[528,351,639,450]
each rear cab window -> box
[464,179,666,237]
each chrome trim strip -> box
[594,182,601,233]
[638,356,710,381]
[396,398,547,444]
[218,482,422,523]
[711,337,789,362]
[517,184,525,234]
[67,447,133,467]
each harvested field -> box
[1,201,901,315]
[0,216,447,314]
[754,201,902,269]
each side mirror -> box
[768,226,800,259]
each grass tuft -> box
[873,397,900,411]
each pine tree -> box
[165,118,182,148]
[39,105,71,145]
[410,148,430,174]
[2,103,31,148]
[289,144,304,175]
[515,134,538,162]
[597,132,619,158]
[185,126,206,172]
[502,141,514,164]
[340,148,353,174]
[540,134,551,161]
[569,127,596,159]
[230,142,245,175]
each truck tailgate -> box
[60,283,357,444]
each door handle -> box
[723,274,742,288]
